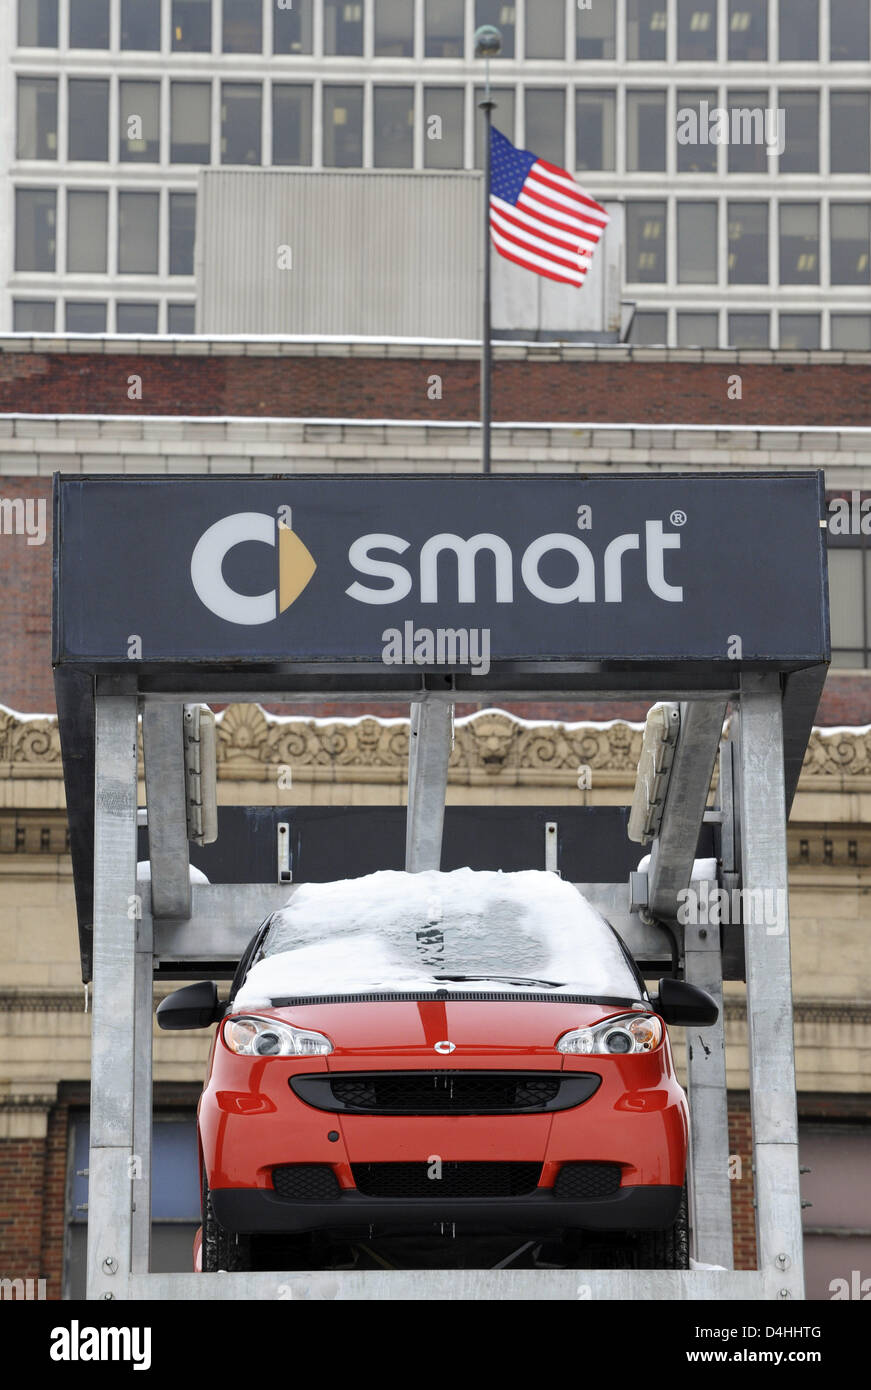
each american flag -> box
[489,127,609,288]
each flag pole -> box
[474,26,502,477]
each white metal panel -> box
[196,171,622,338]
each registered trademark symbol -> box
[670,510,687,527]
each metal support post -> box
[142,703,191,919]
[685,917,734,1269]
[405,701,454,872]
[131,907,153,1275]
[647,699,728,921]
[87,693,139,1300]
[737,674,805,1299]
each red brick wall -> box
[0,1135,49,1297]
[0,352,870,424]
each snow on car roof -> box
[233,867,641,1006]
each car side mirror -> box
[156,981,222,1031]
[654,977,719,1027]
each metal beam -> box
[87,694,139,1301]
[131,909,153,1275]
[647,699,728,922]
[738,674,805,1300]
[148,882,678,971]
[142,703,191,919]
[405,701,453,873]
[685,920,734,1270]
[124,1268,785,1300]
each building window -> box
[830,205,871,286]
[474,88,515,164]
[727,90,769,174]
[678,202,717,283]
[222,0,261,52]
[778,92,819,175]
[173,0,212,51]
[778,0,817,61]
[779,313,819,350]
[17,78,58,161]
[69,0,110,47]
[323,86,364,167]
[627,0,668,61]
[575,91,616,172]
[830,0,870,62]
[120,82,160,163]
[15,188,56,270]
[273,85,313,166]
[274,1,313,52]
[576,0,616,58]
[676,90,718,174]
[118,191,160,273]
[800,1122,871,1283]
[628,311,668,344]
[475,2,516,58]
[677,312,718,347]
[171,83,211,163]
[526,0,565,59]
[65,1113,202,1297]
[13,300,56,331]
[831,315,871,351]
[373,87,414,167]
[524,89,565,167]
[423,88,464,168]
[67,190,108,272]
[121,0,161,49]
[626,201,667,282]
[779,204,819,285]
[728,202,768,283]
[678,0,717,61]
[66,301,108,332]
[375,0,414,57]
[168,303,196,333]
[830,94,871,175]
[826,550,868,667]
[117,302,160,333]
[627,90,667,172]
[169,192,196,275]
[324,0,364,56]
[221,83,261,165]
[19,0,59,47]
[68,79,110,161]
[728,312,769,347]
[425,0,463,57]
[727,0,766,60]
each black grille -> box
[271,1165,341,1201]
[553,1162,623,1200]
[290,1071,600,1115]
[333,1073,559,1112]
[351,1162,542,1198]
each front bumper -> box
[211,1182,684,1236]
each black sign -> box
[53,474,829,667]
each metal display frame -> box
[52,474,828,1301]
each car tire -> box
[632,1184,690,1270]
[201,1170,252,1273]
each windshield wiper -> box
[432,974,563,989]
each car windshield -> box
[233,868,642,1005]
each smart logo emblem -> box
[191,509,316,626]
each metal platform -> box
[52,473,829,1300]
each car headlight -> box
[557,1013,663,1056]
[223,1015,333,1057]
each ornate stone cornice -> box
[1,704,871,785]
[725,998,871,1026]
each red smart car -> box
[157,868,717,1272]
